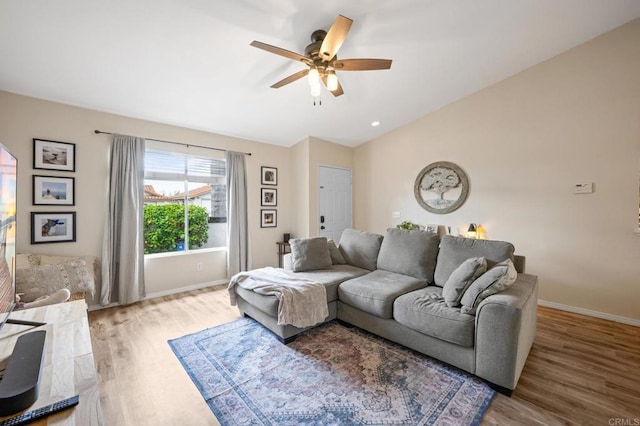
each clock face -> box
[414,161,469,214]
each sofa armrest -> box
[474,273,538,390]
[283,253,293,271]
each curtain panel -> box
[226,151,250,278]
[101,134,145,305]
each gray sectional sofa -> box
[232,228,538,394]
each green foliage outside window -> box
[144,204,209,254]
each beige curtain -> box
[101,134,145,305]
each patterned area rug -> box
[168,318,495,425]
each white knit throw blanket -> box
[228,267,329,328]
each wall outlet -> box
[574,182,593,194]
[196,262,203,272]
[392,211,401,218]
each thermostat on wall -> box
[574,182,593,194]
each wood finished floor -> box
[88,287,640,426]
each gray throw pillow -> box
[434,235,515,287]
[442,256,487,307]
[376,228,440,282]
[460,259,517,315]
[338,229,384,271]
[327,239,346,265]
[290,237,333,272]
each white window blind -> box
[144,149,225,184]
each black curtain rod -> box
[94,130,252,156]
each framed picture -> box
[261,166,277,186]
[33,175,75,206]
[425,224,439,234]
[260,209,277,228]
[31,212,76,244]
[33,138,76,172]
[261,188,277,206]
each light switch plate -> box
[392,211,401,218]
[574,182,593,194]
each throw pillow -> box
[338,229,384,271]
[442,256,487,307]
[15,253,41,270]
[16,258,92,303]
[376,228,440,282]
[327,239,346,265]
[290,237,332,272]
[433,235,515,287]
[460,259,517,315]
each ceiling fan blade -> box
[319,15,353,61]
[250,41,311,64]
[321,75,344,97]
[271,69,309,88]
[334,58,392,71]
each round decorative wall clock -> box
[414,161,469,214]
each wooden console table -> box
[0,300,103,425]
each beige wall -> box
[0,91,291,303]
[290,136,354,238]
[354,19,640,322]
[290,137,310,239]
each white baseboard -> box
[538,299,640,327]
[88,279,228,311]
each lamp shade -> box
[326,71,338,91]
[310,83,321,97]
[308,67,319,86]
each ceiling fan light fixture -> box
[308,67,320,86]
[326,70,338,91]
[310,83,321,97]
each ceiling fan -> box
[250,15,392,100]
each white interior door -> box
[318,166,352,242]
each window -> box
[144,141,226,254]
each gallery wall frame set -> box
[260,166,278,227]
[31,211,76,244]
[33,138,76,172]
[31,138,77,244]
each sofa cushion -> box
[394,287,476,347]
[16,258,93,303]
[235,264,369,317]
[460,259,518,315]
[290,237,332,272]
[434,236,515,287]
[327,239,346,265]
[442,256,487,307]
[338,270,426,319]
[338,229,384,271]
[377,228,440,283]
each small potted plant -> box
[396,220,421,230]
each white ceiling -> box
[1,1,639,148]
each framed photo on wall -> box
[261,188,277,206]
[261,166,277,185]
[260,209,277,228]
[31,211,76,244]
[33,138,76,172]
[33,175,75,206]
